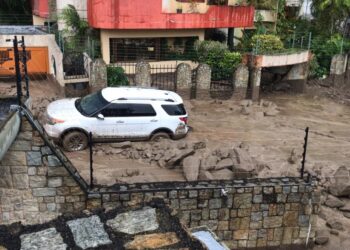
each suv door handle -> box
[116,120,124,123]
[150,119,158,122]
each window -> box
[101,104,156,117]
[161,104,186,116]
[76,90,109,116]
[110,38,159,63]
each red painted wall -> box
[88,0,254,29]
[31,0,49,18]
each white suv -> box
[44,87,188,151]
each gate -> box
[151,65,177,91]
[63,52,89,79]
[210,80,234,100]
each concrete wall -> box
[254,10,277,22]
[100,29,205,64]
[0,34,65,87]
[32,15,46,26]
[161,0,209,13]
[0,113,20,162]
[248,51,311,68]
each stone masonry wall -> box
[0,117,86,225]
[88,178,319,249]
[0,116,319,249]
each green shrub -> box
[195,40,242,80]
[308,56,327,79]
[107,66,129,87]
[250,34,284,54]
[311,34,350,75]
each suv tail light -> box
[179,117,188,124]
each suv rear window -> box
[161,104,186,116]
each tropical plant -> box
[60,5,89,38]
[107,67,129,86]
[195,40,242,80]
[250,34,284,54]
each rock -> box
[211,169,234,180]
[177,141,187,150]
[124,232,180,250]
[110,141,132,149]
[324,195,345,208]
[215,158,234,170]
[20,228,67,250]
[314,230,329,245]
[193,141,206,150]
[162,150,176,161]
[329,166,350,197]
[339,203,350,212]
[182,156,200,181]
[198,171,214,181]
[165,148,195,168]
[326,219,344,231]
[241,106,251,115]
[254,111,264,120]
[232,148,257,177]
[240,99,253,107]
[264,108,279,117]
[288,149,298,164]
[106,207,159,235]
[200,155,218,171]
[329,229,339,235]
[67,215,112,249]
[217,148,231,159]
[343,212,350,218]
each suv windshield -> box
[75,91,109,116]
[161,104,186,116]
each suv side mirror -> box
[97,113,104,120]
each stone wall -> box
[87,178,319,249]
[0,117,86,225]
[89,58,107,93]
[0,115,320,249]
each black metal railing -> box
[151,65,177,91]
[63,53,90,80]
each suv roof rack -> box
[115,97,175,102]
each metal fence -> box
[110,62,136,84]
[151,65,177,91]
[63,53,90,80]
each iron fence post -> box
[300,36,304,49]
[21,36,30,97]
[13,36,22,105]
[292,31,296,49]
[89,132,94,189]
[301,127,309,179]
[340,37,344,54]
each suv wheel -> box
[150,132,170,141]
[62,131,88,151]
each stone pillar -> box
[249,67,261,101]
[330,54,348,86]
[89,58,107,93]
[233,64,249,99]
[176,63,192,99]
[285,62,308,93]
[196,63,211,100]
[135,61,151,88]
[346,58,350,85]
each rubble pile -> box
[93,140,260,181]
[240,99,279,117]
[313,165,350,246]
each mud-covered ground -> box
[2,79,350,248]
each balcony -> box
[87,0,254,30]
